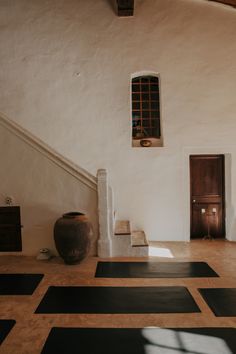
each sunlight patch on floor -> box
[148,247,174,258]
[142,328,232,354]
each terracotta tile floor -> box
[0,240,236,353]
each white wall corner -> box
[97,169,112,257]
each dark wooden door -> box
[190,155,225,239]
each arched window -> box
[132,75,162,147]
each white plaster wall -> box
[0,124,98,256]
[1,0,236,242]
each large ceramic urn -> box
[54,212,92,264]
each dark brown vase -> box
[54,212,92,264]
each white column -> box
[97,169,112,257]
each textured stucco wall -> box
[0,124,98,255]
[0,0,236,242]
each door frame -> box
[182,148,232,241]
[189,154,225,239]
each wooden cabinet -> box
[0,206,22,251]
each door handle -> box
[192,199,196,203]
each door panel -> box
[191,157,223,197]
[190,155,225,239]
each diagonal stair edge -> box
[0,112,97,191]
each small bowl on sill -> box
[140,139,152,147]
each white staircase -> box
[97,169,149,257]
[113,220,149,257]
[131,230,148,247]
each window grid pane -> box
[132,76,160,139]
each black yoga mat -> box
[95,261,219,278]
[0,274,44,295]
[0,320,15,345]
[41,327,236,354]
[199,288,236,316]
[35,286,200,314]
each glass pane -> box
[142,120,150,128]
[151,110,159,118]
[152,123,160,137]
[151,101,159,110]
[132,112,140,119]
[132,84,140,92]
[144,128,152,137]
[141,77,149,83]
[132,93,140,101]
[151,93,158,101]
[151,119,159,127]
[150,76,159,83]
[141,84,149,92]
[132,119,141,128]
[132,128,137,137]
[156,128,161,137]
[151,84,159,91]
[142,93,149,100]
[142,102,149,110]
[133,102,140,110]
[132,77,140,84]
[132,121,140,130]
[142,111,150,118]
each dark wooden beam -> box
[117,0,134,16]
[208,0,236,8]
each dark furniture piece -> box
[0,206,22,251]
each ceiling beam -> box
[117,0,134,16]
[208,0,236,8]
